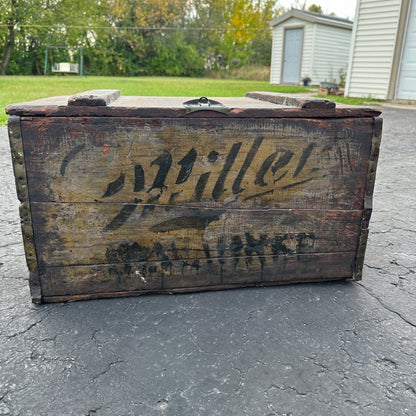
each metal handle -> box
[183,97,230,115]
[198,96,210,106]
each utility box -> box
[6,90,382,303]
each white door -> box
[397,0,416,99]
[282,28,303,84]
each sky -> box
[278,0,358,20]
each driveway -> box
[0,106,415,416]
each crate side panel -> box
[39,251,355,298]
[21,117,374,210]
[31,203,362,267]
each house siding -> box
[270,25,284,84]
[300,23,314,83]
[311,24,352,84]
[346,0,402,98]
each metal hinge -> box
[183,96,230,115]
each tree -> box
[248,0,279,66]
[150,31,204,76]
[308,4,323,14]
[291,1,324,14]
[189,0,278,68]
[0,0,44,74]
[292,0,306,9]
[1,0,281,76]
[85,0,204,76]
[1,0,104,75]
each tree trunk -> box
[0,25,15,75]
[35,58,42,75]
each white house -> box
[270,9,353,85]
[346,0,416,100]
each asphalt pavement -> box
[0,106,415,416]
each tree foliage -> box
[308,4,323,14]
[0,0,282,76]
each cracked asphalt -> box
[1,106,415,416]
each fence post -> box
[44,47,48,76]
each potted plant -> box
[302,77,311,87]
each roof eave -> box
[270,8,353,30]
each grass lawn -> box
[314,94,384,106]
[0,75,311,125]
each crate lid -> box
[6,89,381,118]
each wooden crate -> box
[318,87,330,95]
[6,90,382,303]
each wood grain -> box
[245,91,336,109]
[31,203,362,266]
[39,252,355,298]
[21,117,373,210]
[67,89,120,106]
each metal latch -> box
[183,97,230,115]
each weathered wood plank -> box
[245,91,336,109]
[7,115,42,303]
[6,94,382,118]
[353,116,383,280]
[21,117,373,210]
[31,203,362,266]
[41,275,348,303]
[6,106,381,118]
[39,251,355,299]
[67,89,121,106]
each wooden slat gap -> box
[42,277,350,303]
[32,201,363,213]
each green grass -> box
[314,94,384,107]
[206,64,271,81]
[0,75,311,125]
